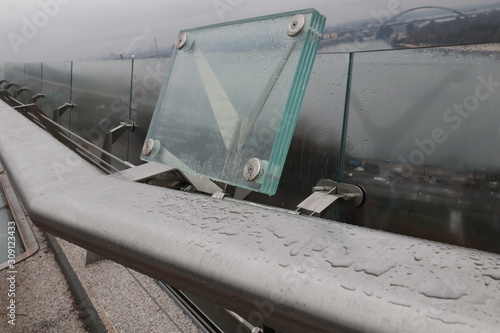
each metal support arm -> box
[31,93,45,103]
[4,82,16,89]
[15,86,28,98]
[53,102,75,122]
[297,179,364,216]
[100,120,135,168]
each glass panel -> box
[71,60,133,162]
[129,59,169,165]
[339,43,500,254]
[42,62,73,129]
[0,63,5,84]
[142,9,326,195]
[246,53,350,210]
[24,62,43,106]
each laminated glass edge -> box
[262,12,326,195]
[140,50,180,162]
[180,8,317,34]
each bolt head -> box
[176,33,187,50]
[243,158,262,182]
[143,138,155,156]
[287,14,305,37]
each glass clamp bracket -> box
[100,120,136,169]
[141,9,326,195]
[53,102,75,123]
[30,93,45,103]
[297,179,365,217]
[4,82,16,89]
[15,86,27,98]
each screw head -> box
[243,158,262,182]
[142,138,155,156]
[176,33,187,50]
[287,14,305,37]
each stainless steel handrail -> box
[1,100,499,332]
[0,162,39,270]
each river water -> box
[319,38,393,53]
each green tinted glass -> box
[338,44,500,253]
[142,9,325,195]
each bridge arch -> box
[383,6,468,27]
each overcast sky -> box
[1,0,498,62]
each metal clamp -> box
[100,120,136,168]
[53,102,75,122]
[297,179,364,216]
[212,192,229,199]
[31,93,45,103]
[15,86,27,98]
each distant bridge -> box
[320,6,471,46]
[382,6,468,28]
[377,6,469,39]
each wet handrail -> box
[1,100,499,332]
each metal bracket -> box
[233,187,253,200]
[108,161,222,195]
[100,120,136,168]
[109,161,180,182]
[53,102,75,122]
[15,86,27,98]
[296,179,365,216]
[31,93,45,103]
[4,82,16,89]
[212,191,229,199]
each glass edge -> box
[262,11,326,195]
[180,8,318,34]
[140,51,180,162]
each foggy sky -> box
[0,0,497,62]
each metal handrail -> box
[1,95,133,173]
[0,162,39,270]
[1,100,500,332]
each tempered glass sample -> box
[142,9,326,195]
[42,62,72,129]
[71,60,133,162]
[24,62,43,106]
[339,44,500,254]
[129,59,169,165]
